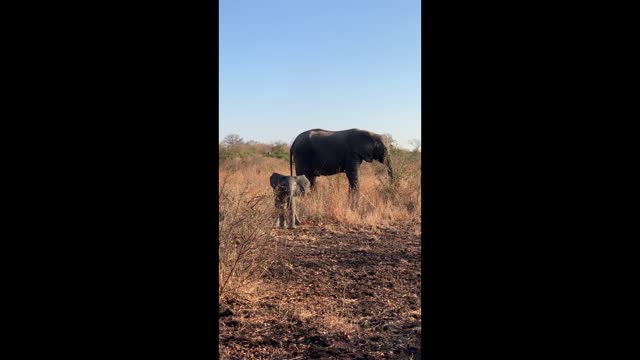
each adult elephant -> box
[289,128,394,204]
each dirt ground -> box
[219,221,422,359]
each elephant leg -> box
[275,197,286,228]
[348,190,360,209]
[346,169,360,209]
[308,176,317,192]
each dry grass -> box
[218,166,283,302]
[218,147,421,358]
[218,150,420,298]
[218,151,420,299]
[219,151,421,227]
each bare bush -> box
[218,175,278,302]
[222,134,244,146]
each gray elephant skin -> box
[270,172,310,229]
[289,128,394,202]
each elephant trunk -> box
[384,154,394,180]
[287,194,296,229]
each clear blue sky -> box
[219,0,421,149]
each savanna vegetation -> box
[219,134,422,359]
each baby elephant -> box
[269,172,310,229]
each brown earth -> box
[219,221,422,359]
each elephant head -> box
[270,173,310,197]
[353,132,394,180]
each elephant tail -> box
[289,150,293,176]
[289,138,297,176]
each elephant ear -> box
[351,131,376,162]
[270,173,284,189]
[295,175,310,196]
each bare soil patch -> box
[219,221,421,359]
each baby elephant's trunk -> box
[287,194,296,229]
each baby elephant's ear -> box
[296,175,310,195]
[270,173,283,189]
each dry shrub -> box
[218,155,307,302]
[218,173,279,302]
[300,155,421,226]
[373,150,421,217]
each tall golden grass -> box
[218,147,421,301]
[219,152,421,226]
